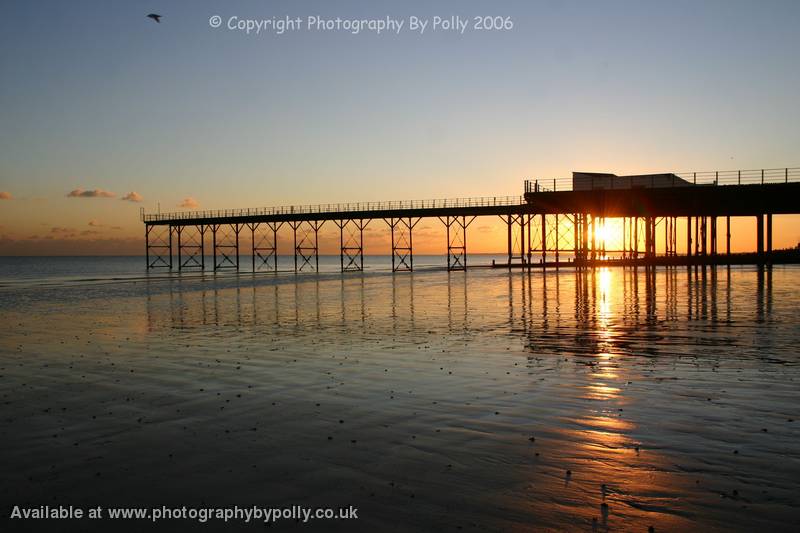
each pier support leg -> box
[177,224,206,271]
[289,220,325,272]
[756,214,764,264]
[541,213,547,265]
[583,214,590,263]
[526,214,532,264]
[336,219,369,272]
[687,217,692,259]
[711,217,717,256]
[554,214,560,265]
[506,215,512,267]
[211,223,241,271]
[726,216,731,258]
[145,224,173,269]
[766,214,773,265]
[701,217,707,257]
[385,217,419,272]
[169,226,173,269]
[250,221,283,272]
[438,216,475,271]
[500,214,527,267]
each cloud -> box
[179,197,199,209]
[49,226,78,238]
[121,191,143,202]
[0,191,12,200]
[67,188,115,198]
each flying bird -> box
[147,14,162,23]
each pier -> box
[142,167,800,272]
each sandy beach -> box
[1,263,798,531]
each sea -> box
[1,256,799,531]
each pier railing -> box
[142,167,800,222]
[142,195,526,222]
[525,167,800,193]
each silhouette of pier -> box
[142,167,800,272]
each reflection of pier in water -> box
[146,266,775,357]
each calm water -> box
[1,257,799,531]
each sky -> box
[1,0,799,255]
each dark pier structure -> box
[143,167,800,272]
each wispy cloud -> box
[121,191,143,202]
[0,191,12,200]
[67,188,115,198]
[87,219,123,231]
[50,226,73,234]
[179,197,199,209]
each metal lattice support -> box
[335,219,369,272]
[385,217,419,271]
[289,220,325,272]
[552,214,573,264]
[438,215,475,271]
[500,214,527,267]
[145,224,172,269]
[176,224,205,270]
[211,223,241,271]
[249,221,283,272]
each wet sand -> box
[1,265,799,531]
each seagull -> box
[147,14,162,23]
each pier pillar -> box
[622,218,627,259]
[289,220,325,272]
[526,214,532,264]
[541,213,547,265]
[600,217,606,258]
[169,225,173,269]
[756,214,764,263]
[687,217,692,258]
[335,219,369,272]
[176,224,206,270]
[726,216,731,257]
[766,214,773,264]
[701,217,707,257]
[211,223,241,271]
[438,215,474,271]
[249,221,283,272]
[554,214,560,265]
[710,217,717,256]
[145,224,173,269]
[506,215,512,267]
[385,217,418,272]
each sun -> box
[595,223,610,245]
